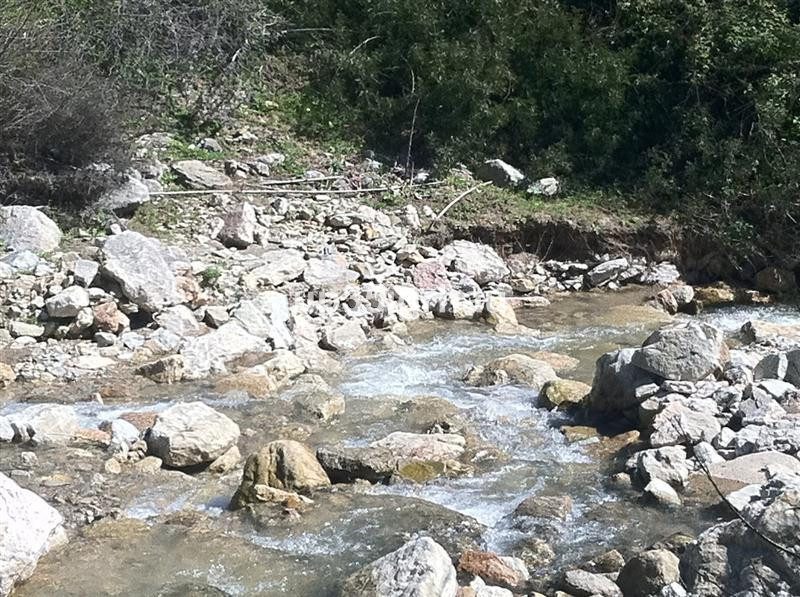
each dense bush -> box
[0,3,125,208]
[277,0,800,263]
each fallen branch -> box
[426,181,492,232]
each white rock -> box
[218,202,257,249]
[320,320,367,352]
[644,478,682,506]
[7,404,79,446]
[586,258,629,286]
[441,240,509,286]
[476,159,525,188]
[0,206,62,253]
[0,473,67,596]
[146,402,240,468]
[341,536,458,597]
[528,177,560,196]
[155,305,205,338]
[72,259,99,287]
[232,292,293,349]
[180,322,267,380]
[101,231,181,312]
[45,286,90,318]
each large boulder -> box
[631,322,728,381]
[101,231,181,312]
[340,536,458,597]
[231,440,330,508]
[465,354,557,391]
[440,240,509,286]
[0,473,67,597]
[649,401,721,448]
[96,175,150,217]
[7,404,79,446]
[0,206,62,253]
[616,549,680,597]
[587,348,659,413]
[316,446,401,484]
[180,321,267,380]
[146,402,240,468]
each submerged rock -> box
[146,402,240,468]
[341,536,458,597]
[0,473,67,597]
[465,354,557,391]
[231,440,330,508]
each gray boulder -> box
[561,569,622,597]
[96,175,150,216]
[628,446,690,488]
[246,249,306,286]
[588,348,660,413]
[631,322,727,381]
[232,292,293,349]
[341,536,458,597]
[101,231,181,312]
[617,549,680,597]
[440,240,509,286]
[0,473,67,597]
[0,206,62,253]
[320,320,367,352]
[146,402,240,468]
[586,258,629,287]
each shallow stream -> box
[9,288,800,596]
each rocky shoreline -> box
[1,149,799,596]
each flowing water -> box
[9,288,800,596]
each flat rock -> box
[701,451,800,493]
[171,160,232,189]
[247,249,306,286]
[303,257,358,290]
[371,432,466,462]
[0,206,62,253]
[146,402,240,468]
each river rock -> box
[372,432,466,462]
[649,401,721,448]
[231,440,330,508]
[316,445,399,483]
[483,295,518,330]
[588,348,659,413]
[741,319,800,345]
[457,550,529,591]
[586,258,629,287]
[7,404,79,446]
[101,231,181,312]
[441,240,509,286]
[0,473,67,597]
[539,379,591,410]
[561,569,622,597]
[617,549,680,597]
[171,160,232,189]
[218,202,257,248]
[644,479,682,506]
[136,355,185,384]
[513,494,573,520]
[341,536,458,597]
[465,354,557,391]
[154,305,205,338]
[631,322,727,381]
[180,322,267,380]
[629,446,690,488]
[466,577,513,597]
[146,402,240,468]
[320,320,368,352]
[45,285,90,318]
[0,206,62,253]
[294,390,345,421]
